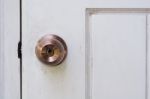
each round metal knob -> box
[35,34,67,66]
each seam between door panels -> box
[19,0,22,98]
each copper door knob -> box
[35,34,67,66]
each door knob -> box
[35,34,67,66]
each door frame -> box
[0,0,20,99]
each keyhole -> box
[47,48,52,54]
[42,45,55,57]
[47,47,54,56]
[46,47,54,57]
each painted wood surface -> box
[5,0,150,99]
[0,0,20,99]
[92,14,146,99]
[22,1,150,99]
[2,0,150,99]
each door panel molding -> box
[85,8,150,99]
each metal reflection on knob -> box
[35,34,67,66]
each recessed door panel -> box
[91,14,147,99]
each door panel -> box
[91,14,146,99]
[22,0,150,98]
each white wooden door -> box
[22,0,150,99]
